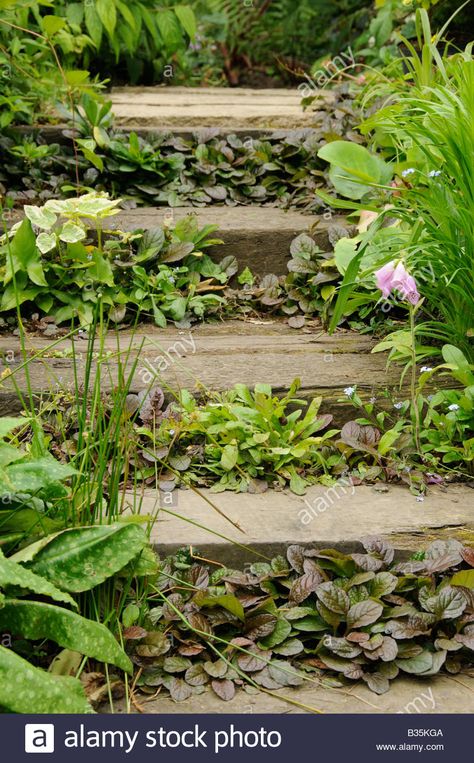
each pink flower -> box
[375,261,395,297]
[392,262,420,305]
[374,260,420,305]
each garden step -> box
[131,483,474,566]
[7,207,345,277]
[109,86,329,129]
[110,672,474,714]
[112,207,343,276]
[0,321,397,418]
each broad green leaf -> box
[24,205,57,230]
[116,0,136,29]
[9,219,38,270]
[259,618,291,648]
[27,261,48,287]
[36,232,57,254]
[396,649,433,674]
[377,429,402,456]
[0,418,27,439]
[318,141,391,200]
[451,570,474,588]
[3,457,77,493]
[0,444,25,468]
[84,1,103,47]
[65,69,90,86]
[347,599,383,628]
[156,9,183,48]
[0,645,93,713]
[59,221,86,244]
[90,250,114,286]
[220,444,238,471]
[41,15,66,37]
[76,139,104,171]
[13,523,147,592]
[174,5,196,38]
[423,586,467,620]
[370,572,398,598]
[442,344,474,386]
[195,592,244,621]
[0,550,76,607]
[76,194,121,218]
[315,581,350,614]
[0,600,132,673]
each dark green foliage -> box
[0,89,358,207]
[131,537,474,700]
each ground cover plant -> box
[123,351,474,492]
[0,89,359,209]
[0,194,391,333]
[0,0,473,717]
[113,537,474,702]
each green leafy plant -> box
[1,0,197,88]
[0,416,77,551]
[2,100,358,209]
[317,140,392,201]
[142,378,340,495]
[0,193,229,327]
[340,344,474,484]
[125,536,474,701]
[0,523,147,712]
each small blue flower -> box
[402,168,416,177]
[393,401,404,410]
[343,386,356,397]
[420,366,433,372]
[428,170,441,177]
[448,403,460,411]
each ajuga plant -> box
[128,537,474,702]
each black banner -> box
[2,713,470,762]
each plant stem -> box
[409,304,422,455]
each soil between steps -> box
[106,673,474,714]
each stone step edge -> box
[130,484,474,566]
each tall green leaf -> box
[12,523,148,592]
[174,5,196,39]
[96,0,117,37]
[0,550,76,607]
[0,600,132,673]
[0,645,93,713]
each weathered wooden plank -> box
[109,86,330,129]
[130,482,474,565]
[0,322,397,418]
